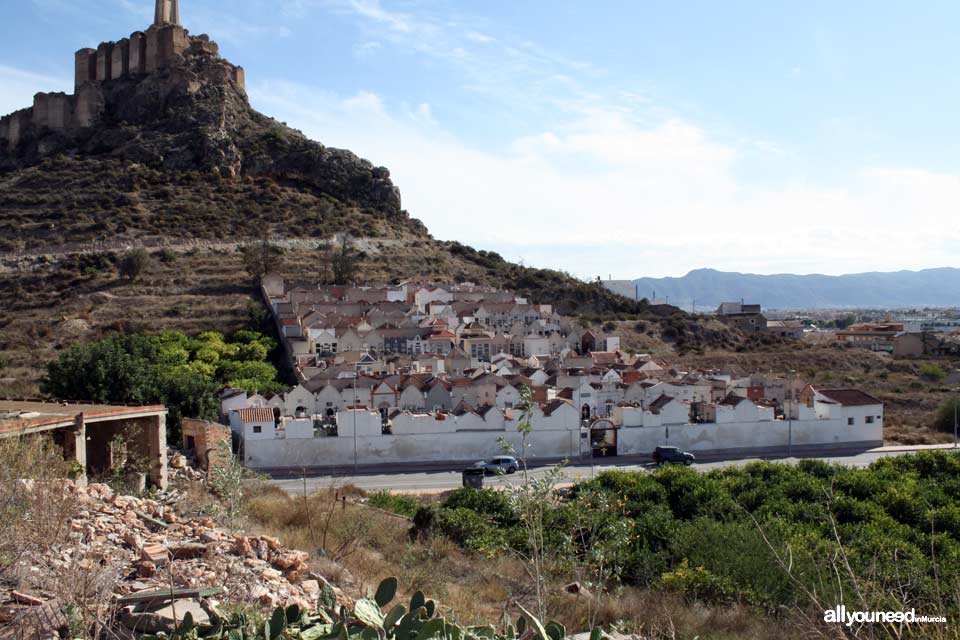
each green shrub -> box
[427,451,960,612]
[934,398,960,434]
[118,248,150,281]
[658,559,739,605]
[920,363,947,381]
[367,490,419,518]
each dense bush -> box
[920,363,947,381]
[367,490,419,518]
[934,398,960,435]
[419,453,960,614]
[42,330,283,438]
[118,248,150,281]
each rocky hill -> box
[0,26,745,395]
[0,40,403,248]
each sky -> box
[1,0,959,279]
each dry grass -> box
[0,435,76,572]
[240,483,528,626]
[0,434,125,638]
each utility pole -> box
[787,370,796,457]
[353,366,359,474]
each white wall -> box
[240,405,882,469]
[336,410,382,437]
[284,384,315,416]
[496,385,522,409]
[393,412,457,435]
[617,417,881,457]
[524,337,551,357]
[221,393,250,417]
[716,400,761,424]
[660,400,689,425]
[242,426,581,469]
[283,417,315,439]
[316,386,344,414]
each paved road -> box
[270,444,958,494]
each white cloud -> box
[250,79,960,279]
[344,0,415,33]
[466,31,494,44]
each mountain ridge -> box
[632,267,960,309]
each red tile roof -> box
[236,407,276,423]
[816,389,882,407]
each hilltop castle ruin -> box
[0,0,245,147]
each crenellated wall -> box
[0,87,109,146]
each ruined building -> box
[0,0,245,147]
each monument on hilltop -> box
[155,0,181,25]
[0,0,245,147]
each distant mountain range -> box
[630,268,960,310]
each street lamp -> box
[353,362,361,474]
[787,370,797,458]
[954,390,958,449]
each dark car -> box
[652,446,695,466]
[471,456,520,475]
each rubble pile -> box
[2,478,345,636]
[168,450,206,483]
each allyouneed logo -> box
[824,606,947,627]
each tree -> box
[240,239,284,279]
[330,236,360,285]
[43,330,280,439]
[118,249,150,281]
[496,386,565,621]
[42,334,158,405]
[934,398,960,435]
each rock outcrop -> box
[0,36,401,218]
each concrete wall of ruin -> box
[234,66,246,92]
[73,84,104,129]
[111,38,130,80]
[129,32,146,75]
[96,42,114,82]
[74,48,96,90]
[0,109,33,146]
[32,93,72,131]
[145,24,188,73]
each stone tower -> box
[154,0,180,26]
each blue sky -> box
[2,0,958,278]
